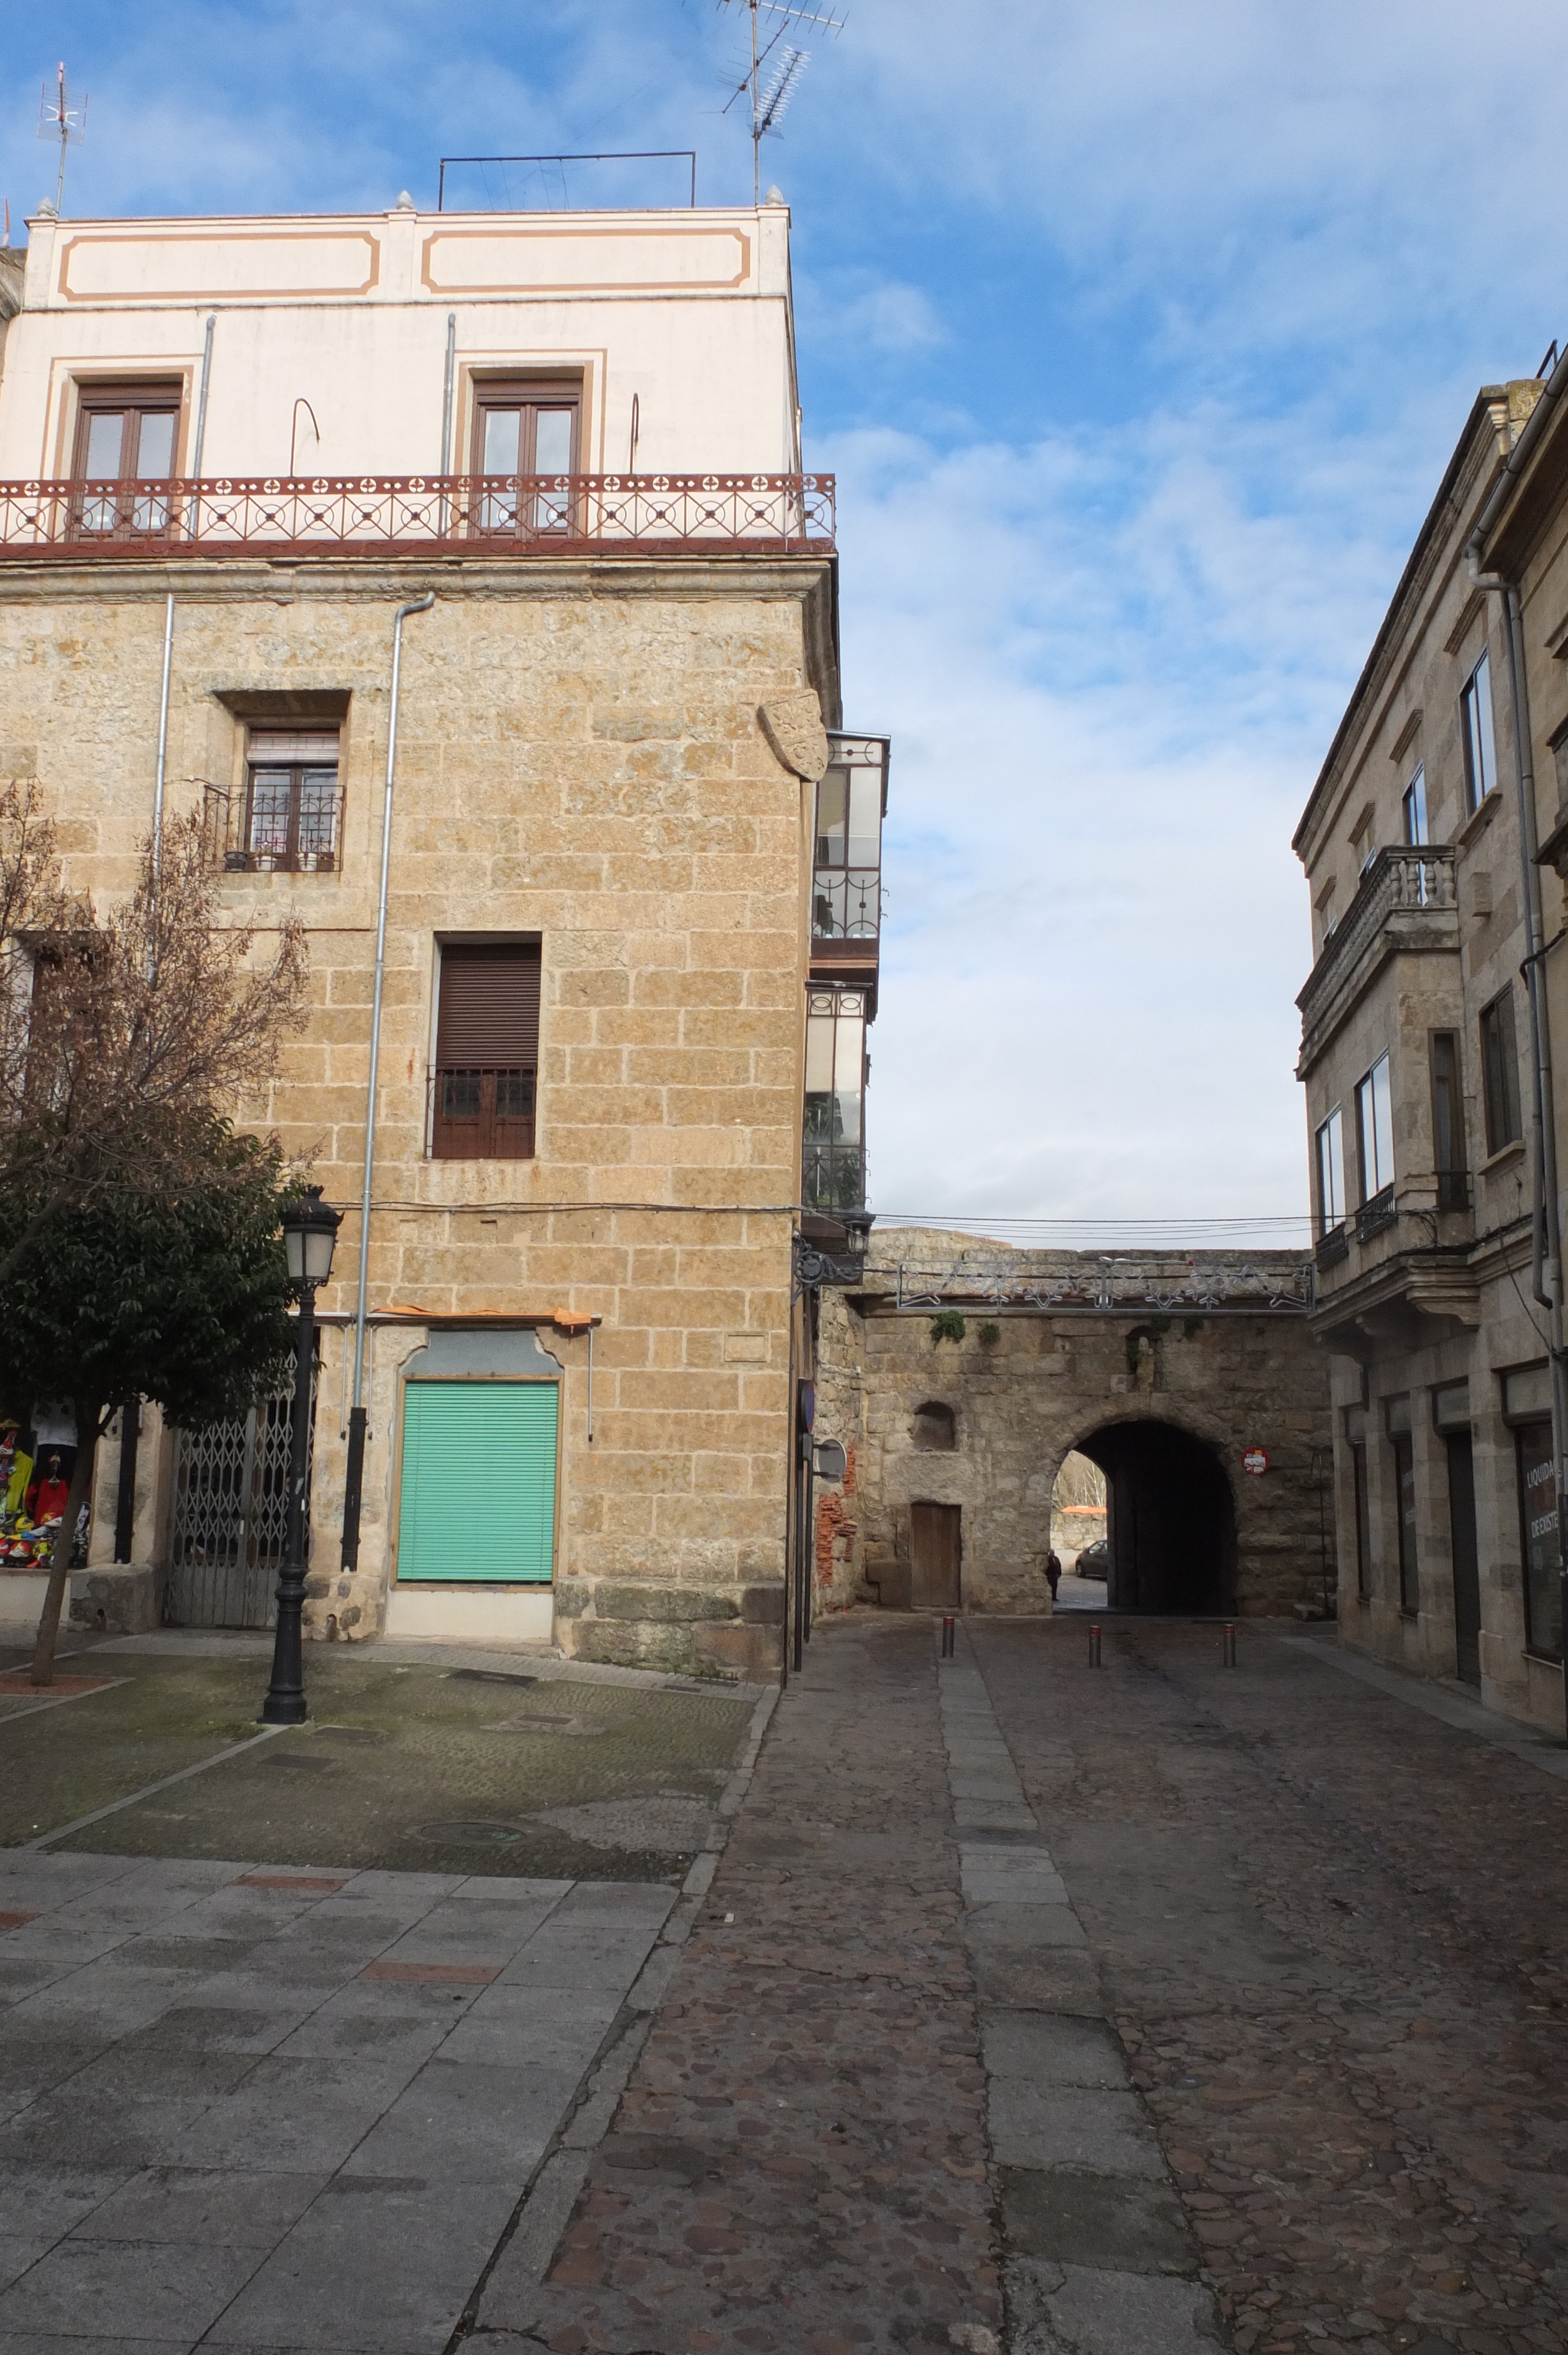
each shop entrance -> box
[1074,1418,1235,1613]
[165,1379,311,1629]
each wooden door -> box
[910,1502,962,1610]
[1445,1432,1481,1685]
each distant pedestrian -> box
[1044,1549,1062,1601]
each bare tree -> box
[0,799,310,1679]
[0,802,308,1286]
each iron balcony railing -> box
[429,1067,536,1161]
[811,866,881,943]
[1356,1183,1398,1243]
[1315,1224,1350,1271]
[0,472,836,562]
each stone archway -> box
[1075,1416,1237,1613]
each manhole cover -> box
[417,1820,525,1847]
[449,1669,538,1687]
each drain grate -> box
[416,1820,524,1847]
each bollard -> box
[1222,1622,1237,1668]
[941,1615,956,1660]
[1088,1623,1102,1669]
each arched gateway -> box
[809,1232,1331,1620]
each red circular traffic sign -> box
[1241,1446,1269,1477]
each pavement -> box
[3,1613,1567,2353]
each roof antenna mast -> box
[720,0,843,204]
[38,62,86,214]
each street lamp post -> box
[261,1187,342,1727]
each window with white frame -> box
[1401,764,1428,846]
[1356,1053,1394,1200]
[1316,1105,1346,1232]
[1460,651,1497,814]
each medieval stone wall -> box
[811,1237,1333,1620]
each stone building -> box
[809,1231,1333,1623]
[1294,354,1568,1732]
[0,194,888,1679]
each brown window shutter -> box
[436,943,541,1065]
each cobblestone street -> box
[974,1618,1568,2355]
[4,1614,1567,2352]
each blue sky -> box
[5,1,1567,1234]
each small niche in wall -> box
[912,1400,956,1452]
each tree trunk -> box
[29,1404,104,1687]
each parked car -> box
[1072,1538,1109,1583]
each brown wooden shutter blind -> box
[436,944,541,1065]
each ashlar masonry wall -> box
[2,552,835,1680]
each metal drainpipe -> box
[440,313,456,472]
[1467,522,1568,1736]
[191,314,215,477]
[340,591,434,1570]
[151,593,174,883]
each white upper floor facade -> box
[0,197,803,486]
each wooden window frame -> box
[1429,1030,1468,1209]
[69,379,185,538]
[1479,986,1522,1156]
[1460,649,1497,815]
[430,939,542,1162]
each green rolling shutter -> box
[396,1380,557,1584]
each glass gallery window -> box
[1356,1053,1394,1200]
[802,986,866,1212]
[813,740,886,941]
[1460,650,1497,814]
[237,731,341,873]
[1315,1105,1345,1234]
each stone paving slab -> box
[473,1615,1002,2354]
[0,1850,675,2352]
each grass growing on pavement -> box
[0,1646,755,1879]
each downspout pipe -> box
[341,590,434,1571]
[191,314,215,478]
[1467,350,1568,1732]
[151,593,174,885]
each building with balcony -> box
[0,192,888,1679]
[1293,363,1568,1730]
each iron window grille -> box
[219,730,342,873]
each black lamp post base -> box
[260,1691,308,1726]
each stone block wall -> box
[3,553,837,1677]
[813,1240,1334,1620]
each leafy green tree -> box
[0,1125,297,1684]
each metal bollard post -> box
[941,1615,955,1659]
[1222,1623,1237,1668]
[1088,1624,1102,1669]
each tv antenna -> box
[720,0,843,204]
[38,62,86,215]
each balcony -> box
[810,735,888,1008]
[1356,1183,1398,1243]
[1297,846,1458,1077]
[0,473,836,563]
